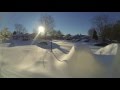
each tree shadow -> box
[9,40,32,47]
[8,40,69,54]
[94,54,114,65]
[36,42,69,54]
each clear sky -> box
[0,12,120,35]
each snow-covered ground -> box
[0,40,119,78]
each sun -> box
[38,26,45,34]
[31,26,45,45]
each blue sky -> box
[0,12,120,35]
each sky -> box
[0,12,120,35]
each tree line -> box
[88,14,120,43]
[3,14,119,43]
[0,14,64,42]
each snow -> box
[95,43,118,55]
[0,40,120,78]
[0,40,72,78]
[0,43,11,47]
[112,44,120,77]
[65,44,104,77]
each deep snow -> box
[0,40,119,78]
[95,43,118,55]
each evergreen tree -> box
[92,30,98,40]
[0,27,11,41]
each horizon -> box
[0,12,120,35]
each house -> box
[22,33,30,41]
[12,33,31,41]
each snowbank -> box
[0,45,69,78]
[95,43,118,55]
[64,43,109,78]
[112,44,120,77]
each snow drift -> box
[0,45,68,78]
[112,44,120,77]
[95,43,118,55]
[64,43,109,78]
[0,41,119,78]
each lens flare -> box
[38,26,45,34]
[31,26,45,45]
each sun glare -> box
[31,26,45,45]
[38,26,45,34]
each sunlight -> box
[31,26,45,45]
[38,26,45,34]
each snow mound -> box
[112,44,120,77]
[64,43,108,78]
[95,43,118,55]
[0,45,68,78]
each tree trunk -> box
[45,32,47,40]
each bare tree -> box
[22,27,27,34]
[39,14,55,52]
[39,14,55,39]
[92,14,110,41]
[56,30,63,39]
[88,28,95,38]
[14,24,27,34]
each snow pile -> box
[64,43,108,78]
[95,43,118,55]
[112,44,120,77]
[0,45,68,78]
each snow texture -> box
[0,40,119,78]
[95,43,118,55]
